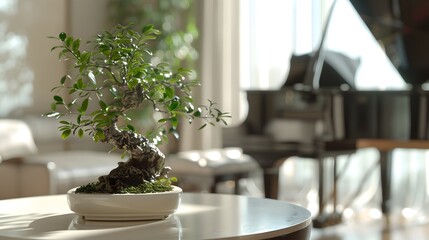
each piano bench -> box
[166,148,262,194]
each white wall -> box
[0,0,67,116]
[70,0,110,43]
[27,0,69,116]
[0,0,110,117]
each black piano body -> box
[223,87,429,162]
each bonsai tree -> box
[46,24,230,194]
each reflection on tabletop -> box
[1,213,183,240]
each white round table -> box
[0,193,312,239]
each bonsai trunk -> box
[94,120,170,193]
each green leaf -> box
[193,108,202,117]
[155,73,164,81]
[60,75,67,85]
[79,98,89,113]
[61,129,71,139]
[78,128,84,138]
[68,88,76,94]
[72,38,80,52]
[76,78,84,89]
[59,32,67,41]
[142,25,154,34]
[168,101,179,111]
[53,95,63,104]
[99,100,107,111]
[50,46,63,52]
[50,102,57,111]
[126,124,135,132]
[65,36,73,47]
[170,116,178,127]
[99,44,110,54]
[185,103,194,113]
[59,49,69,59]
[127,78,139,89]
[165,87,174,99]
[80,52,91,64]
[93,129,105,142]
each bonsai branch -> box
[92,119,169,193]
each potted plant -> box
[46,23,230,220]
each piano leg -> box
[318,157,325,214]
[263,167,280,199]
[379,150,393,222]
[313,156,342,228]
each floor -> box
[310,209,429,240]
[272,149,429,240]
[215,157,429,239]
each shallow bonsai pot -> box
[67,186,182,221]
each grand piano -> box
[222,0,429,227]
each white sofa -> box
[0,117,121,199]
[0,117,265,199]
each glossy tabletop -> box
[0,193,312,240]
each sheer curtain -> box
[179,0,243,151]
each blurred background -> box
[2,0,429,238]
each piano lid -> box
[284,0,408,91]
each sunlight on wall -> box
[244,0,294,90]
[0,0,34,116]
[0,0,16,14]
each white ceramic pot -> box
[67,186,183,221]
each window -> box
[241,0,333,90]
[241,0,406,90]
